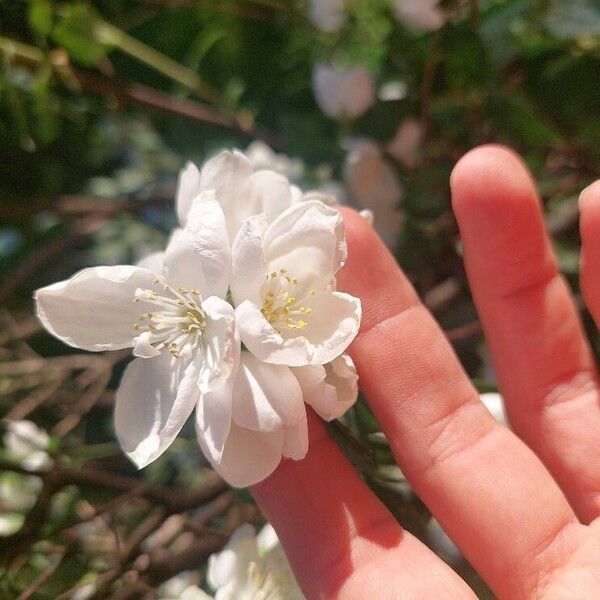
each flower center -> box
[260,269,315,332]
[133,279,206,358]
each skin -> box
[251,146,600,599]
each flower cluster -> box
[0,420,52,535]
[308,0,445,34]
[35,149,361,487]
[158,523,303,599]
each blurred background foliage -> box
[0,0,599,598]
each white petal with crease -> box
[230,214,268,307]
[283,407,308,460]
[198,150,253,239]
[136,251,165,275]
[198,296,239,393]
[115,353,200,468]
[232,353,304,432]
[198,421,284,488]
[196,372,234,464]
[176,161,201,225]
[294,354,358,421]
[35,266,158,352]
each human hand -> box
[251,146,600,599]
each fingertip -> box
[578,180,600,235]
[450,144,537,218]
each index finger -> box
[252,410,474,598]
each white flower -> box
[308,0,346,33]
[0,513,24,537]
[231,201,360,366]
[312,63,375,120]
[159,572,212,600]
[343,139,404,247]
[178,152,361,487]
[207,523,304,600]
[387,118,424,168]
[0,420,52,528]
[245,141,304,181]
[4,420,52,471]
[391,0,445,32]
[36,149,361,488]
[480,392,508,426]
[35,193,239,470]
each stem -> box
[94,21,222,105]
[0,36,44,63]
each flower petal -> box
[115,353,200,468]
[198,150,253,240]
[35,266,158,352]
[165,192,231,298]
[196,370,234,464]
[176,161,201,226]
[162,228,208,291]
[263,200,347,286]
[198,421,284,488]
[207,524,258,590]
[243,169,293,224]
[236,291,361,366]
[230,214,268,307]
[198,296,240,393]
[185,191,232,298]
[282,407,308,460]
[293,353,358,421]
[136,251,165,275]
[232,353,304,432]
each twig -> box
[5,376,65,420]
[0,459,227,514]
[16,547,67,600]
[0,215,105,304]
[445,320,481,342]
[469,0,479,27]
[0,37,281,149]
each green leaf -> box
[52,3,109,66]
[28,0,54,37]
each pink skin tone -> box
[252,146,600,599]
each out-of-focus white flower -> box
[245,142,304,182]
[312,64,375,120]
[35,195,239,471]
[343,139,404,247]
[0,512,24,536]
[0,420,52,532]
[308,0,346,33]
[159,572,212,600]
[480,392,508,426]
[4,420,52,471]
[387,118,424,168]
[207,523,304,599]
[378,80,408,102]
[391,0,445,32]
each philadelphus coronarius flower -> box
[343,139,404,247]
[308,0,347,33]
[312,63,375,120]
[0,420,52,535]
[206,523,304,599]
[35,149,361,487]
[391,0,445,32]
